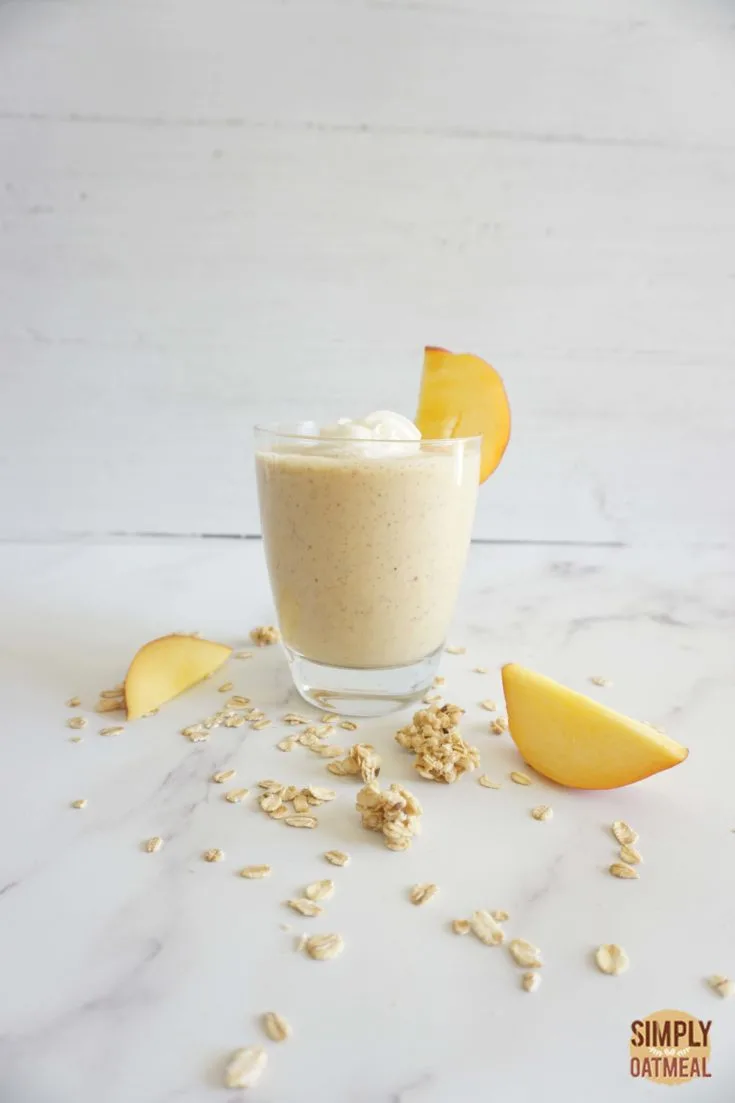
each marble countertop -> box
[1,538,733,1103]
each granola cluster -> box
[327,743,381,782]
[250,625,280,646]
[356,782,422,851]
[395,703,479,783]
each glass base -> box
[286,645,444,718]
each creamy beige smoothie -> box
[256,440,479,669]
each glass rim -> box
[254,421,482,446]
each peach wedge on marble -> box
[501,663,688,790]
[124,634,232,720]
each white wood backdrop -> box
[1,0,733,543]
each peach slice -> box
[124,634,232,720]
[415,346,511,483]
[501,663,688,790]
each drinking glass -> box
[255,424,480,716]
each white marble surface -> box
[0,538,733,1102]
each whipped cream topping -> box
[309,411,422,457]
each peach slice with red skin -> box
[415,346,511,483]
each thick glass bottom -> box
[286,644,444,718]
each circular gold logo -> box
[630,1010,712,1085]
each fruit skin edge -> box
[501,662,689,791]
[416,346,511,484]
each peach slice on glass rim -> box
[415,346,511,483]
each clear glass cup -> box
[255,424,480,716]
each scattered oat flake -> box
[445,645,466,655]
[100,686,124,698]
[305,879,335,901]
[144,836,163,853]
[292,793,310,813]
[287,898,323,917]
[218,682,234,693]
[269,805,288,820]
[99,725,124,737]
[609,862,639,880]
[262,1011,291,1043]
[95,697,125,713]
[491,910,510,922]
[260,793,284,813]
[433,676,445,686]
[67,716,87,730]
[478,774,501,789]
[595,944,629,976]
[203,848,224,862]
[223,1046,267,1090]
[320,712,337,723]
[410,883,438,906]
[340,720,358,731]
[69,735,83,743]
[234,650,253,660]
[306,786,336,802]
[531,805,553,821]
[250,625,280,647]
[305,933,344,960]
[66,696,81,708]
[324,850,350,867]
[452,919,470,935]
[70,798,87,809]
[510,771,532,786]
[522,971,542,993]
[285,814,318,829]
[319,745,345,758]
[278,738,296,751]
[212,769,236,784]
[259,780,284,791]
[240,865,271,879]
[708,975,735,999]
[226,695,251,708]
[480,699,497,712]
[619,844,642,865]
[590,676,612,687]
[509,939,543,968]
[489,720,507,735]
[225,788,249,803]
[252,719,272,730]
[469,910,505,946]
[611,820,638,845]
[224,713,246,728]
